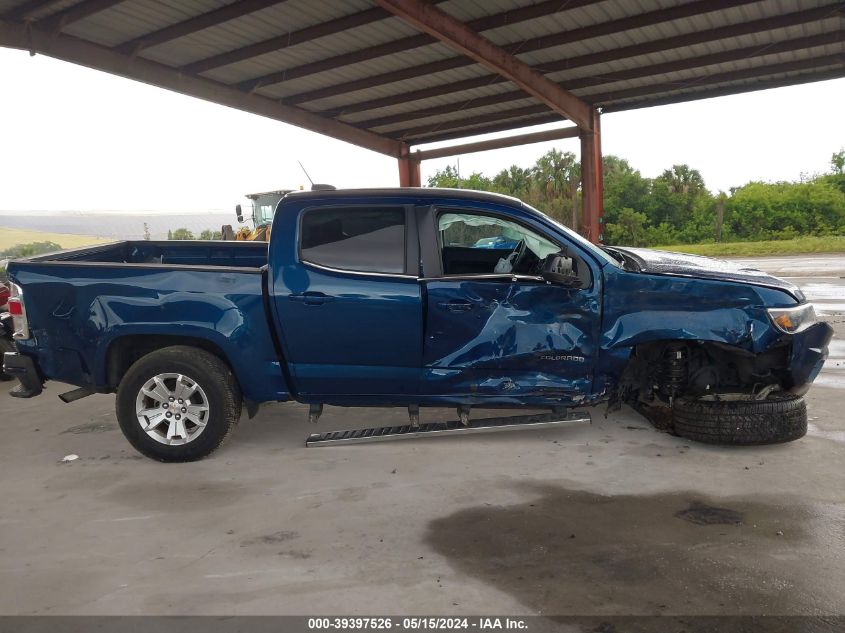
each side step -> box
[306,411,590,447]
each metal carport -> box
[1,0,843,241]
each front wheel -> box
[116,346,242,462]
[672,394,807,445]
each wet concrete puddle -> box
[424,485,845,616]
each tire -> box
[116,346,242,462]
[0,334,16,381]
[673,395,807,446]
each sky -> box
[1,47,844,213]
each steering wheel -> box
[507,239,527,273]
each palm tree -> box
[532,149,580,227]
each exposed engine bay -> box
[615,339,793,425]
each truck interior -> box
[438,213,557,276]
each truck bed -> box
[7,239,287,403]
[23,240,268,269]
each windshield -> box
[523,202,620,267]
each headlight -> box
[767,303,816,334]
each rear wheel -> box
[673,395,806,445]
[116,346,241,462]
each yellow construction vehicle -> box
[222,190,292,241]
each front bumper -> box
[2,352,43,398]
[787,321,834,394]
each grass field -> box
[655,235,845,257]
[0,227,110,253]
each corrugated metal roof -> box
[1,0,842,151]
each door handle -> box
[289,292,335,306]
[437,300,473,312]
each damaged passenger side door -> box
[419,205,600,405]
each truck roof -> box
[284,187,523,207]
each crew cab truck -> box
[2,189,832,461]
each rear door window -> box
[300,207,406,274]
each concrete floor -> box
[1,256,844,616]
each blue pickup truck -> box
[3,189,832,461]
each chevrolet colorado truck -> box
[2,189,832,461]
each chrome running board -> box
[306,411,591,447]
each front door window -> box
[438,212,560,276]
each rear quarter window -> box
[300,207,406,274]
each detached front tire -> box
[116,346,242,462]
[673,395,807,445]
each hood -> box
[607,246,803,301]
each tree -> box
[832,149,845,175]
[427,165,492,190]
[601,155,650,226]
[199,229,223,240]
[528,149,580,226]
[724,180,845,240]
[648,164,709,229]
[604,208,648,246]
[424,147,845,246]
[826,148,845,195]
[169,228,195,240]
[492,165,531,197]
[532,149,574,200]
[143,222,151,241]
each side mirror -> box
[235,204,244,223]
[541,253,579,286]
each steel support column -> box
[398,150,421,187]
[580,108,603,243]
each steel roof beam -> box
[372,0,593,130]
[413,126,581,161]
[115,0,289,56]
[234,0,598,93]
[359,30,844,131]
[398,53,845,143]
[284,0,759,106]
[181,0,450,76]
[410,118,570,145]
[602,67,845,114]
[0,0,64,21]
[38,0,128,32]
[330,3,844,118]
[0,19,403,157]
[586,53,845,104]
[399,105,547,140]
[405,66,845,145]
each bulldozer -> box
[221,189,292,241]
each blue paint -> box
[6,189,832,409]
[10,260,288,402]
